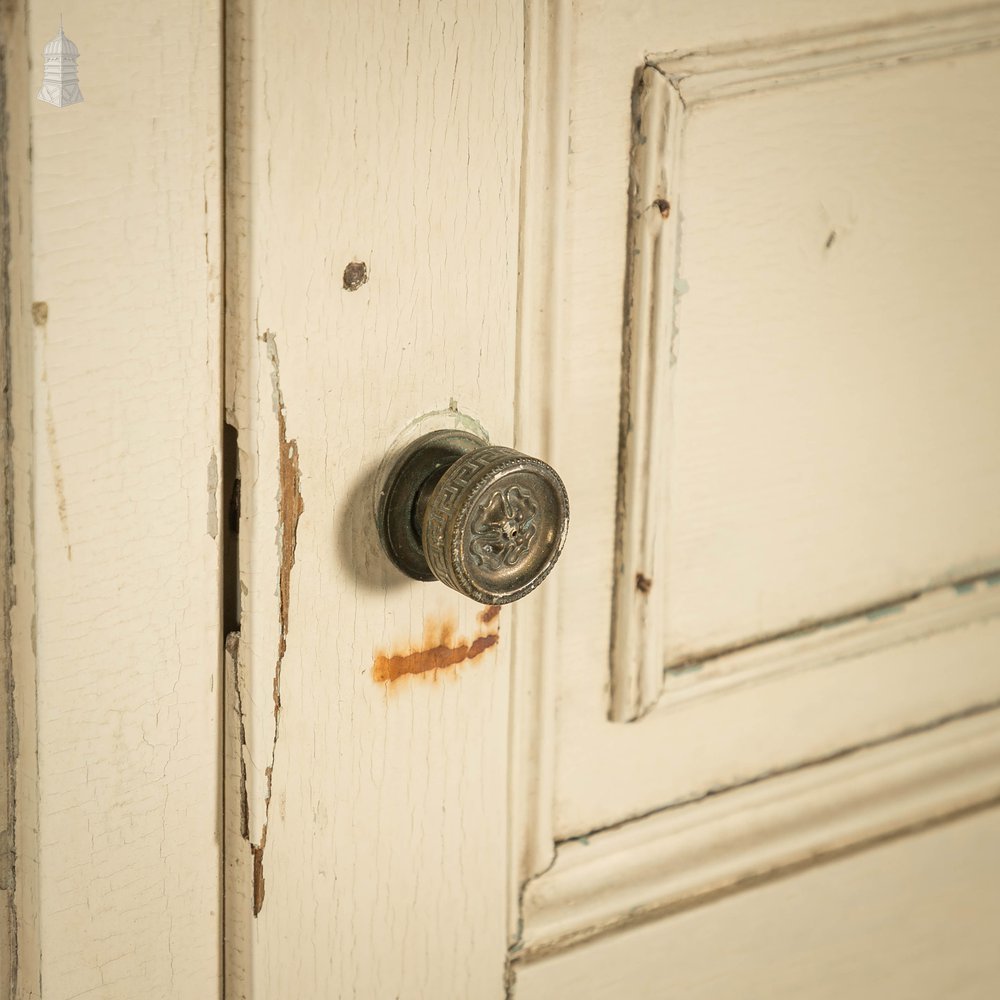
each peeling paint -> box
[248,333,304,917]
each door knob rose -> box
[377,429,569,604]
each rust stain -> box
[653,198,671,219]
[479,604,501,625]
[373,618,499,684]
[635,573,653,594]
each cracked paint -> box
[35,304,71,560]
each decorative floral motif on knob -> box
[469,486,538,571]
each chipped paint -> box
[247,332,304,917]
[342,260,368,291]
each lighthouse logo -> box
[37,19,83,108]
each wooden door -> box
[3,0,224,996]
[3,0,1000,998]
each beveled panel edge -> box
[609,3,1000,722]
[608,65,684,722]
[651,2,1000,106]
[660,572,1000,709]
[516,706,1000,962]
[508,0,572,943]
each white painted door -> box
[3,0,223,996]
[4,0,1000,998]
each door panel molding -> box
[511,0,1000,966]
[508,0,571,940]
[516,706,1000,962]
[610,4,1000,722]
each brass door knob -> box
[377,429,569,604]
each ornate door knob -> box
[377,429,569,604]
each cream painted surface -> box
[518,708,1000,960]
[542,0,1000,838]
[6,0,224,996]
[223,2,522,997]
[4,0,1000,996]
[611,16,1000,721]
[515,806,1000,1000]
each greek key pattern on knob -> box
[423,446,520,591]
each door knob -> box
[377,429,569,604]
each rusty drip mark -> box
[479,604,501,625]
[373,616,500,684]
[373,633,498,683]
[251,333,304,917]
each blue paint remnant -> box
[953,580,977,595]
[665,661,703,678]
[866,603,905,622]
[674,275,690,296]
[986,572,1000,588]
[792,622,823,638]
